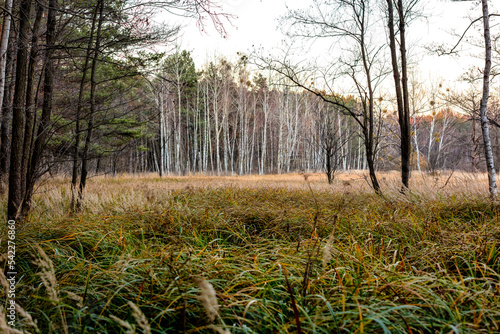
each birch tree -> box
[443,0,498,195]
[479,0,497,196]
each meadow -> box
[1,171,499,333]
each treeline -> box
[79,51,500,178]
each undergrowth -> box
[0,175,499,333]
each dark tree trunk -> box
[77,0,105,210]
[398,0,411,190]
[387,0,411,190]
[21,2,44,198]
[326,147,333,184]
[70,3,100,212]
[364,127,381,194]
[22,0,57,215]
[8,0,32,220]
[0,25,16,191]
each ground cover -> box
[0,172,499,333]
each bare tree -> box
[256,0,387,193]
[318,104,350,184]
[444,0,498,196]
[385,0,420,190]
[479,0,497,196]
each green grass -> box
[1,179,500,333]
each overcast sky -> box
[170,0,495,86]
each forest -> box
[0,0,499,333]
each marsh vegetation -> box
[1,172,499,333]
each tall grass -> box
[0,172,499,333]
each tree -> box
[443,0,498,196]
[478,0,497,196]
[23,0,57,215]
[8,0,33,220]
[318,104,350,184]
[0,18,16,190]
[257,0,386,193]
[0,0,13,110]
[385,0,419,190]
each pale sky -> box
[168,0,496,86]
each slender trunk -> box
[399,0,411,188]
[214,84,220,175]
[472,112,478,172]
[427,111,436,170]
[413,115,421,173]
[326,146,333,184]
[203,85,208,172]
[339,114,345,171]
[387,0,410,189]
[359,6,381,193]
[8,0,33,220]
[194,86,200,171]
[77,0,105,209]
[261,91,268,175]
[250,96,256,173]
[23,0,56,215]
[21,2,43,198]
[364,126,380,194]
[357,136,361,170]
[71,4,99,211]
[0,0,14,113]
[222,80,229,174]
[0,25,15,190]
[277,92,285,173]
[479,0,496,196]
[435,111,450,168]
[159,86,165,176]
[176,72,182,174]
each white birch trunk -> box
[479,0,497,196]
[427,111,436,170]
[0,0,13,111]
[260,90,268,175]
[159,88,165,176]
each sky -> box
[167,0,495,88]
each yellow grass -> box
[18,170,492,221]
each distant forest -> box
[32,49,500,177]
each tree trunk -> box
[77,0,105,210]
[22,0,56,215]
[8,0,32,220]
[21,2,44,198]
[0,0,14,114]
[387,0,411,190]
[71,3,99,211]
[479,0,497,197]
[0,24,16,190]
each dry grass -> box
[19,171,493,219]
[0,171,499,333]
